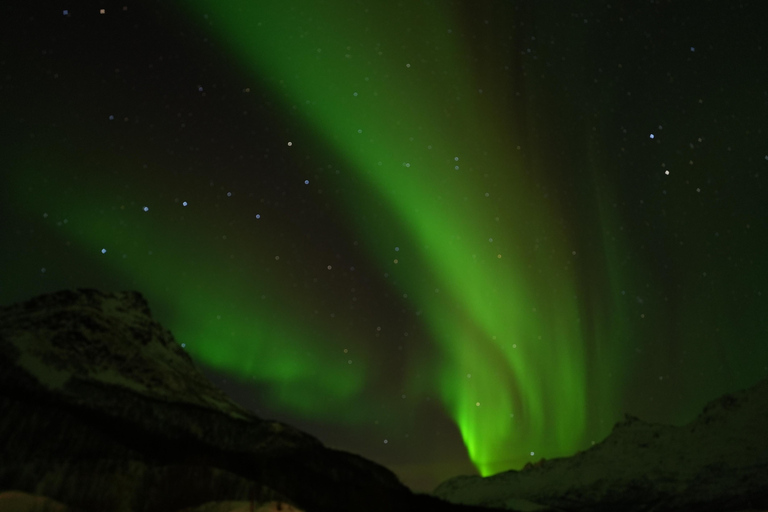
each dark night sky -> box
[2,0,767,493]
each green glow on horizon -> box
[181,0,600,475]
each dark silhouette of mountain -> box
[0,289,496,512]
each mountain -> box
[434,373,768,512]
[0,289,495,512]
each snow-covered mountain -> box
[434,374,768,512]
[0,289,494,512]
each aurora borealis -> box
[2,0,767,493]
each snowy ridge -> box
[1,288,252,420]
[433,377,768,511]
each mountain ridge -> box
[0,288,494,512]
[433,371,768,511]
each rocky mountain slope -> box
[434,374,768,512]
[0,289,495,512]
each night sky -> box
[2,0,767,493]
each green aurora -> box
[174,0,624,476]
[2,0,767,490]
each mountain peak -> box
[1,288,251,420]
[0,289,498,512]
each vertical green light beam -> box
[182,0,595,475]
